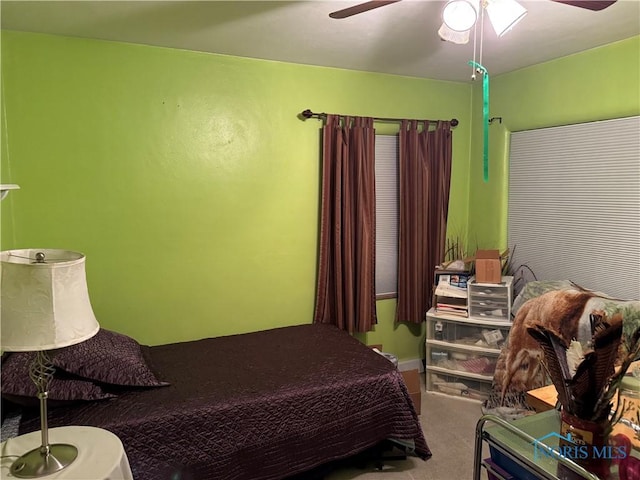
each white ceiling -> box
[1,0,639,83]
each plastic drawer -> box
[427,317,509,349]
[427,371,492,401]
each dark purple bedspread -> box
[19,324,430,479]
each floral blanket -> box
[483,280,640,419]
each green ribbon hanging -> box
[468,61,489,182]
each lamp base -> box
[10,443,78,478]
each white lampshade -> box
[438,23,471,44]
[1,249,99,352]
[486,0,527,37]
[442,0,480,32]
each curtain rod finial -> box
[300,109,313,120]
[451,119,459,127]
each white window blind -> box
[508,116,640,300]
[375,135,399,297]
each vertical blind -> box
[508,116,640,300]
[375,134,399,297]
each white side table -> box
[0,426,133,479]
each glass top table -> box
[473,409,639,480]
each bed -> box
[2,323,429,480]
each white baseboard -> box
[398,358,424,373]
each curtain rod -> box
[299,109,459,127]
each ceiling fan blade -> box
[329,0,402,19]
[550,1,616,11]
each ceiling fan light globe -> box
[486,0,528,36]
[442,0,480,32]
[438,23,471,44]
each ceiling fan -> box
[330,0,616,45]
[329,1,617,20]
[328,0,617,183]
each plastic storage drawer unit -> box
[468,276,513,321]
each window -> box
[508,116,640,299]
[375,134,399,298]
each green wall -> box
[467,36,640,249]
[0,31,472,361]
[4,30,637,362]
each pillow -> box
[52,328,168,388]
[1,352,115,406]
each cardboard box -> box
[474,249,502,284]
[368,345,421,414]
[400,369,421,415]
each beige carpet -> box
[324,389,490,480]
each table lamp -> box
[1,249,99,478]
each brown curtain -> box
[313,115,377,333]
[396,120,453,324]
